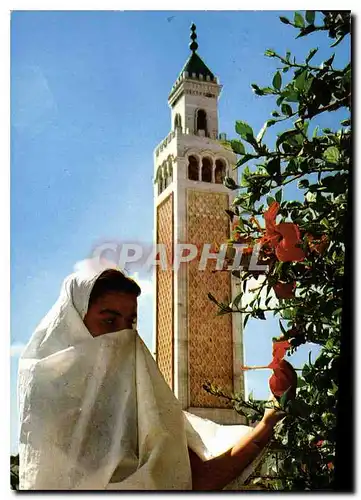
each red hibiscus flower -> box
[260,202,305,262]
[273,281,296,299]
[268,340,291,369]
[268,340,296,399]
[269,358,297,399]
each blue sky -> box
[10,10,350,454]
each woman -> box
[18,265,296,490]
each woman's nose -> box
[124,319,134,329]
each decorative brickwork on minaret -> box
[187,190,233,408]
[155,194,174,388]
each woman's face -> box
[83,291,138,337]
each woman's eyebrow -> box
[99,309,122,316]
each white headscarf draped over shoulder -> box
[18,264,264,490]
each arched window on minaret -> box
[174,113,182,131]
[196,109,208,137]
[201,157,212,182]
[156,167,162,196]
[163,163,169,189]
[188,155,199,181]
[167,157,173,184]
[215,158,226,184]
[157,171,163,195]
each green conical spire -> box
[180,24,215,81]
[169,24,218,98]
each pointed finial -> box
[189,23,198,53]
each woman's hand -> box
[261,395,285,428]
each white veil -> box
[17,265,264,490]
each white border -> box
[4,4,358,498]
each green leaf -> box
[284,89,299,102]
[275,189,282,203]
[306,191,317,203]
[296,377,307,389]
[302,364,310,379]
[325,338,334,351]
[230,140,246,155]
[235,121,255,143]
[323,146,340,164]
[260,87,278,95]
[251,83,264,96]
[267,119,277,127]
[320,217,330,228]
[276,129,300,150]
[255,309,266,320]
[265,49,276,57]
[330,32,347,47]
[324,53,335,67]
[294,12,305,28]
[298,179,309,189]
[224,176,240,190]
[243,314,250,329]
[232,293,243,310]
[305,11,315,24]
[290,399,311,417]
[267,196,275,206]
[306,47,318,64]
[282,308,295,320]
[279,386,293,410]
[294,70,308,91]
[208,292,218,305]
[273,71,282,90]
[279,16,290,24]
[281,103,293,116]
[266,157,281,176]
[225,209,236,222]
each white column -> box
[173,160,189,408]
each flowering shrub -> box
[205,11,351,491]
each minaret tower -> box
[153,25,245,424]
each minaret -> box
[153,25,245,424]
